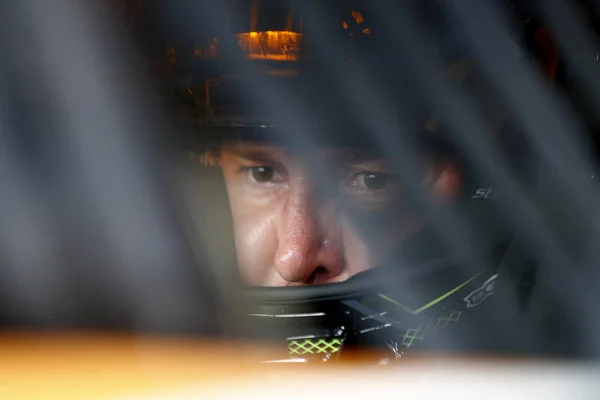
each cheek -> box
[340,217,383,274]
[223,180,281,284]
[233,214,278,284]
[340,210,422,274]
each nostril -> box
[305,266,329,284]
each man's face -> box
[218,141,460,286]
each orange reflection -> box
[237,31,302,61]
[192,31,302,61]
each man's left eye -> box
[343,171,399,208]
[355,172,390,190]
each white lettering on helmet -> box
[463,274,498,308]
[472,187,496,199]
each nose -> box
[274,191,345,284]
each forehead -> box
[221,141,385,164]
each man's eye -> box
[356,172,389,191]
[344,171,399,209]
[247,166,276,183]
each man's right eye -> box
[247,166,276,183]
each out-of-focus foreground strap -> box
[0,332,595,400]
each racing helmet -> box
[164,1,544,363]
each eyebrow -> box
[227,147,284,167]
